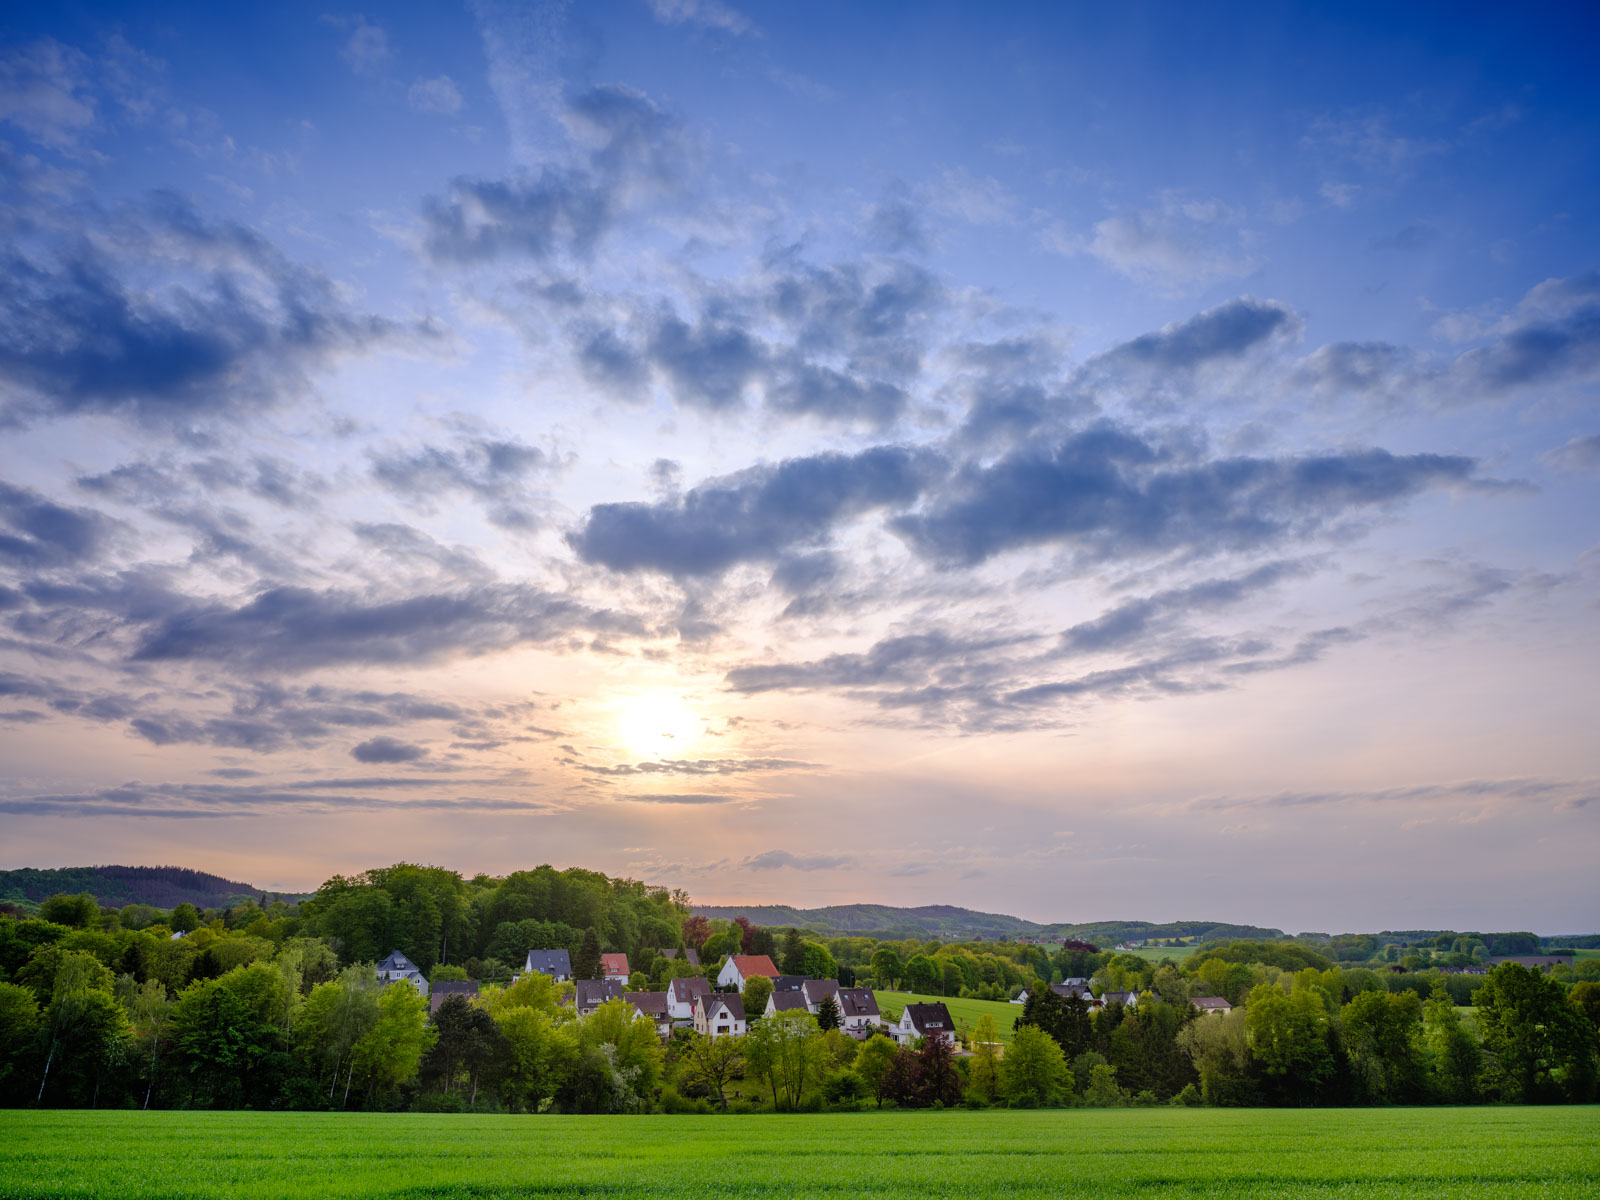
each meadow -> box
[1,1107,1595,1199]
[875,990,1021,1041]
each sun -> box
[614,692,705,760]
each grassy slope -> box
[875,990,1021,1042]
[1,1109,1595,1199]
[1117,944,1198,963]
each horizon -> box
[1,1,1597,935]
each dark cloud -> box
[571,445,938,576]
[350,735,427,764]
[370,435,550,528]
[1060,561,1305,655]
[645,312,767,411]
[0,194,416,426]
[130,583,637,670]
[726,631,1036,695]
[893,426,1478,567]
[0,777,554,819]
[0,481,114,566]
[742,849,852,871]
[1096,297,1300,371]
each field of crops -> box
[875,990,1020,1041]
[2,1107,1595,1198]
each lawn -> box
[875,990,1020,1042]
[1,1108,1595,1199]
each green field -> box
[1118,944,1199,963]
[876,990,1020,1042]
[1,1108,1596,1198]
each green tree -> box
[423,994,506,1105]
[676,1031,745,1110]
[494,1006,578,1111]
[293,967,382,1102]
[116,974,171,1109]
[349,979,433,1103]
[780,928,805,975]
[1000,1023,1070,1107]
[798,942,837,982]
[169,903,201,935]
[1177,1007,1253,1106]
[0,982,41,1103]
[35,951,130,1106]
[853,1033,898,1107]
[573,928,603,982]
[1340,989,1425,1103]
[966,1013,1001,1102]
[38,894,99,929]
[167,964,291,1109]
[751,1009,824,1109]
[1083,1061,1126,1107]
[815,993,841,1032]
[870,947,902,988]
[1423,987,1481,1103]
[1474,962,1597,1102]
[1245,983,1335,1104]
[580,999,664,1107]
[903,954,939,994]
[742,974,774,1020]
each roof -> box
[802,979,840,1006]
[600,953,631,976]
[700,993,745,1021]
[669,976,712,1004]
[771,974,808,992]
[625,990,670,1018]
[769,991,809,1012]
[661,948,701,966]
[1103,990,1139,1005]
[904,1002,954,1034]
[727,955,779,978]
[377,951,417,973]
[837,987,879,1018]
[1191,996,1232,1010]
[574,978,630,1010]
[524,949,572,976]
[429,980,479,1013]
[1050,982,1092,1000]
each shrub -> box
[821,1068,866,1105]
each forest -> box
[0,862,1595,1113]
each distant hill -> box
[0,865,292,911]
[692,902,1284,944]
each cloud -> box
[408,75,463,116]
[0,39,96,148]
[570,446,938,576]
[623,793,741,804]
[1050,197,1256,293]
[894,427,1479,568]
[579,757,808,777]
[921,167,1017,226]
[327,15,391,74]
[369,435,551,528]
[643,0,755,36]
[0,777,555,819]
[1059,562,1305,655]
[1095,297,1300,372]
[0,194,416,427]
[0,481,115,567]
[350,735,427,763]
[742,849,851,871]
[727,631,1037,695]
[1545,434,1600,472]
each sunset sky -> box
[1,1,1596,933]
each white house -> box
[1101,989,1140,1008]
[376,950,428,997]
[600,953,631,982]
[693,993,746,1039]
[626,990,673,1039]
[522,949,572,982]
[836,987,883,1038]
[1191,996,1232,1016]
[716,954,779,989]
[890,1001,955,1047]
[667,976,712,1021]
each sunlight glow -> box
[614,692,705,760]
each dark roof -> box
[1049,982,1092,1000]
[625,990,670,1018]
[669,976,712,1004]
[802,979,840,1006]
[703,993,744,1021]
[524,949,572,976]
[429,980,479,1013]
[1102,990,1139,1005]
[377,951,417,973]
[837,987,879,1018]
[575,978,630,1010]
[904,1002,954,1034]
[661,948,702,966]
[771,974,808,992]
[1487,955,1572,969]
[1191,996,1231,1010]
[769,991,808,1012]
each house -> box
[770,974,808,993]
[1191,996,1232,1016]
[667,975,712,1021]
[660,948,701,967]
[1015,981,1096,1007]
[522,949,572,982]
[430,980,479,1015]
[376,950,429,997]
[765,990,810,1016]
[600,953,631,982]
[716,954,779,989]
[801,979,841,1011]
[890,1002,956,1046]
[625,990,673,1038]
[1101,990,1140,1008]
[836,987,883,1038]
[693,993,746,1039]
[573,978,630,1015]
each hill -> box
[0,865,288,911]
[691,902,1284,944]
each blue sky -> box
[0,0,1596,932]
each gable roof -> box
[769,991,808,1013]
[1102,990,1139,1005]
[1050,982,1092,1001]
[903,1002,954,1034]
[1191,996,1231,1010]
[524,949,572,976]
[700,993,745,1021]
[429,980,479,1013]
[770,974,808,992]
[574,978,630,1010]
[727,955,779,979]
[801,978,840,1007]
[377,950,418,974]
[837,987,879,1018]
[669,976,711,1005]
[625,990,670,1018]
[599,953,631,976]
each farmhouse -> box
[693,993,747,1039]
[666,975,712,1020]
[716,954,779,989]
[890,1001,956,1046]
[430,980,479,1015]
[1191,996,1232,1015]
[600,953,631,981]
[376,950,428,997]
[522,949,572,982]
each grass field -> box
[1118,944,1198,963]
[1,1108,1596,1198]
[876,990,1020,1041]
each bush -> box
[1171,1083,1202,1107]
[821,1068,866,1105]
[657,1086,714,1114]
[414,1093,467,1113]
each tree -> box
[1340,989,1425,1103]
[798,942,837,981]
[870,948,903,989]
[1000,1024,1070,1107]
[966,1014,1001,1102]
[423,994,506,1105]
[573,928,603,982]
[0,982,41,1103]
[749,1009,824,1109]
[167,964,291,1109]
[742,974,774,1020]
[1474,963,1596,1103]
[815,993,841,1032]
[780,928,805,975]
[349,979,433,1103]
[580,999,664,1107]
[1083,1062,1126,1107]
[294,967,381,1102]
[1245,983,1335,1104]
[38,894,99,930]
[853,1034,898,1107]
[1423,987,1481,1103]
[169,904,201,935]
[914,1017,962,1106]
[677,1031,745,1110]
[494,1006,577,1111]
[1177,1007,1253,1106]
[116,974,171,1109]
[903,954,939,994]
[35,951,131,1107]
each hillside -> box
[691,902,1284,944]
[0,865,287,911]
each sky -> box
[0,0,1597,934]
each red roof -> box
[728,954,779,977]
[600,953,631,976]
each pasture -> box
[875,990,1020,1041]
[1,1107,1595,1199]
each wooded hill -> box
[691,903,1284,944]
[0,866,297,912]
